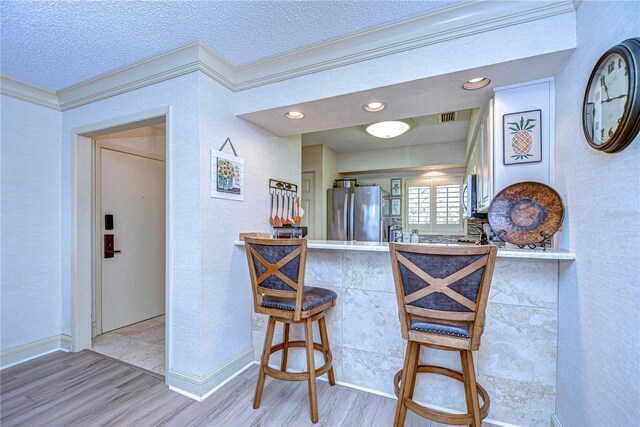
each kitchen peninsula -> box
[234,239,574,426]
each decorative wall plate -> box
[488,182,564,247]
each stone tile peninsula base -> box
[235,240,574,426]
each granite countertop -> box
[233,239,575,261]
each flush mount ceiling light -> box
[364,119,414,139]
[285,111,304,119]
[462,77,491,90]
[363,102,387,112]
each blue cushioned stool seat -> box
[262,286,337,312]
[410,319,469,338]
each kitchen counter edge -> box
[233,240,575,261]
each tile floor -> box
[91,315,165,375]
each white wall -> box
[235,12,576,115]
[336,141,466,173]
[493,79,555,193]
[554,2,640,425]
[198,72,301,375]
[60,73,202,380]
[1,95,62,350]
[3,69,299,395]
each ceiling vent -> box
[439,112,457,123]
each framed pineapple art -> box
[503,109,542,165]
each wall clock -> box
[582,38,640,153]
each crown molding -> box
[233,0,575,90]
[1,0,575,111]
[56,41,235,110]
[1,75,61,110]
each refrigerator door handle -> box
[343,193,349,239]
[349,193,355,241]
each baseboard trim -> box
[551,413,562,427]
[60,334,72,350]
[1,334,72,369]
[167,347,254,401]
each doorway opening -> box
[87,119,167,376]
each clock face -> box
[585,52,630,145]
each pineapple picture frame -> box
[503,109,542,165]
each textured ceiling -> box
[0,0,461,90]
[302,110,471,153]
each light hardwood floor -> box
[0,350,434,426]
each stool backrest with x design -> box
[244,237,307,321]
[389,243,498,350]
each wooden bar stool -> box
[244,237,337,424]
[389,243,498,427]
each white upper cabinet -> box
[477,99,494,213]
[467,140,478,177]
[470,79,556,214]
[466,99,494,213]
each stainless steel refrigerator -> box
[327,185,389,242]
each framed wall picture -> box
[390,178,402,196]
[503,109,542,165]
[211,148,245,201]
[390,197,402,217]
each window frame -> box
[403,175,466,235]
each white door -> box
[301,172,316,238]
[100,147,165,333]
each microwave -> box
[461,175,485,219]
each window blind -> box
[404,177,464,234]
[436,184,461,225]
[407,186,430,225]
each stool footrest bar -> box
[264,340,333,381]
[394,365,490,424]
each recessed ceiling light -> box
[364,119,414,139]
[363,102,387,112]
[285,111,304,119]
[463,77,491,90]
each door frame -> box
[94,141,166,337]
[71,107,172,384]
[301,170,316,239]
